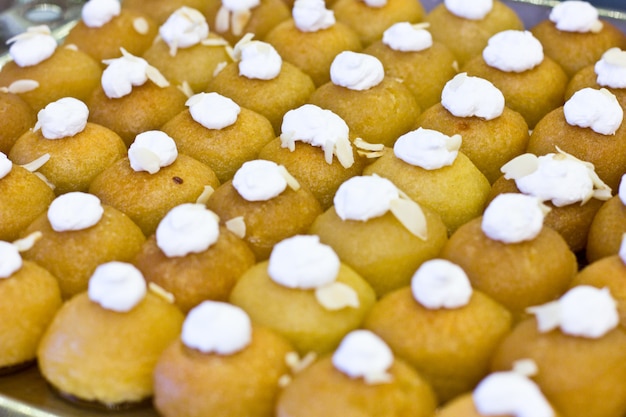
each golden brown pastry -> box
[586,180,626,263]
[0,91,36,155]
[565,48,626,107]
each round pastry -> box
[121,0,207,25]
[89,130,221,237]
[20,192,146,299]
[530,1,626,78]
[0,241,62,374]
[258,104,367,210]
[425,0,524,66]
[133,203,256,313]
[331,0,426,47]
[363,259,512,402]
[363,22,458,112]
[86,49,188,147]
[309,175,448,297]
[63,0,159,66]
[440,193,577,320]
[491,286,626,417]
[229,235,376,355]
[0,26,102,112]
[586,175,626,263]
[462,30,568,129]
[37,262,184,409]
[275,330,437,417]
[206,36,316,135]
[205,159,323,260]
[363,127,491,234]
[308,51,420,147]
[416,72,529,184]
[263,0,363,87]
[161,92,275,183]
[0,91,36,155]
[142,7,232,93]
[153,301,294,417]
[9,97,127,195]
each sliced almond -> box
[213,60,229,77]
[512,358,539,377]
[132,147,162,174]
[389,194,428,240]
[278,165,301,191]
[500,153,539,180]
[13,231,42,252]
[526,300,561,333]
[64,44,78,51]
[20,153,50,172]
[177,81,194,98]
[334,137,355,168]
[133,17,150,35]
[315,281,360,311]
[225,216,246,238]
[363,371,393,385]
[215,6,230,33]
[148,282,175,303]
[201,38,230,47]
[5,79,39,94]
[285,351,317,374]
[146,64,170,88]
[231,10,252,37]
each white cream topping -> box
[393,127,462,170]
[619,233,626,264]
[0,241,22,279]
[88,261,147,312]
[361,0,387,7]
[182,300,252,355]
[0,152,12,180]
[444,0,493,20]
[619,173,626,206]
[232,159,288,202]
[47,192,104,232]
[293,0,335,32]
[7,25,57,67]
[186,92,241,130]
[160,7,209,56]
[332,330,393,383]
[156,203,220,258]
[528,286,619,339]
[473,372,554,417]
[34,97,89,140]
[411,258,472,309]
[441,72,505,120]
[81,0,121,28]
[382,22,433,52]
[128,130,178,174]
[595,48,626,89]
[549,1,603,33]
[280,104,354,168]
[233,36,282,80]
[564,87,623,135]
[101,49,170,99]
[481,193,547,244]
[330,51,384,91]
[483,30,544,73]
[222,0,259,11]
[334,175,399,221]
[268,234,340,289]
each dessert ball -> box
[205,160,322,260]
[441,193,577,320]
[229,235,376,355]
[363,127,491,234]
[20,192,146,299]
[0,91,36,155]
[89,131,220,237]
[275,330,437,417]
[308,51,420,147]
[586,175,626,263]
[153,301,294,417]
[133,204,256,313]
[161,92,275,183]
[309,175,448,297]
[416,72,529,184]
[9,97,127,195]
[0,241,62,373]
[37,262,184,408]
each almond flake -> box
[148,282,175,303]
[277,374,292,387]
[231,10,252,37]
[232,33,255,61]
[285,351,317,374]
[364,371,393,385]
[354,137,385,159]
[389,193,428,240]
[146,64,170,88]
[201,38,230,47]
[278,165,301,191]
[33,172,55,190]
[6,79,39,94]
[20,153,50,172]
[196,185,215,205]
[591,20,604,34]
[213,60,229,77]
[225,216,246,238]
[500,153,539,180]
[315,281,360,311]
[133,17,150,35]
[526,300,561,333]
[64,44,78,51]
[178,81,194,98]
[512,358,539,377]
[13,231,42,252]
[133,147,162,174]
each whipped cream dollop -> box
[549,1,603,33]
[232,159,288,201]
[7,25,57,67]
[186,92,240,130]
[441,73,505,120]
[182,300,252,355]
[0,241,22,279]
[473,372,554,417]
[128,130,178,174]
[528,285,619,338]
[35,97,89,139]
[332,330,393,383]
[564,87,623,135]
[411,259,472,309]
[330,51,384,91]
[47,192,104,232]
[234,36,282,80]
[619,233,626,264]
[156,203,220,258]
[160,7,209,56]
[0,152,12,180]
[361,0,386,7]
[382,22,433,52]
[102,49,169,99]
[82,0,121,28]
[334,175,399,221]
[595,48,626,89]
[293,0,335,32]
[481,193,547,244]
[445,0,493,20]
[483,30,544,73]
[394,127,462,170]
[222,0,259,11]
[88,261,147,312]
[619,173,626,206]
[280,104,354,168]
